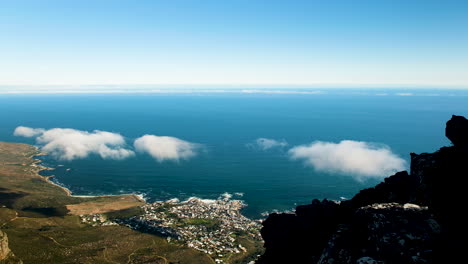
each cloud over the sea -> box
[134,135,200,162]
[288,140,406,181]
[249,138,288,150]
[14,126,45,137]
[14,126,134,160]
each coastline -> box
[31,147,253,212]
[28,144,262,222]
[31,147,146,203]
[24,143,267,221]
[0,141,219,264]
[26,144,265,262]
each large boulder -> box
[446,115,468,149]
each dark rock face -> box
[257,115,468,264]
[318,203,439,264]
[410,149,468,262]
[345,171,419,208]
[260,200,343,263]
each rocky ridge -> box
[257,115,468,264]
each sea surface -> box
[1,89,467,218]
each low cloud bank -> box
[251,138,288,150]
[14,126,45,137]
[14,126,200,162]
[288,140,406,181]
[14,126,134,160]
[134,135,199,162]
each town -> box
[80,193,263,263]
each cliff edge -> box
[257,115,468,264]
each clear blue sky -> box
[1,0,467,87]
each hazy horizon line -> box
[1,83,468,90]
[2,87,468,96]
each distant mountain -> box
[257,115,468,264]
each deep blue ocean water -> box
[1,89,467,218]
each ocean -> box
[1,89,467,218]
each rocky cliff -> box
[257,115,468,264]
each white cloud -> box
[288,140,406,181]
[252,138,288,150]
[13,126,45,137]
[134,135,199,162]
[14,126,134,160]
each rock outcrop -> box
[257,115,468,264]
[0,230,10,261]
[0,230,22,264]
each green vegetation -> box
[184,218,218,226]
[153,203,177,212]
[229,235,264,264]
[183,218,221,230]
[104,206,144,220]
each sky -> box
[1,0,467,88]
